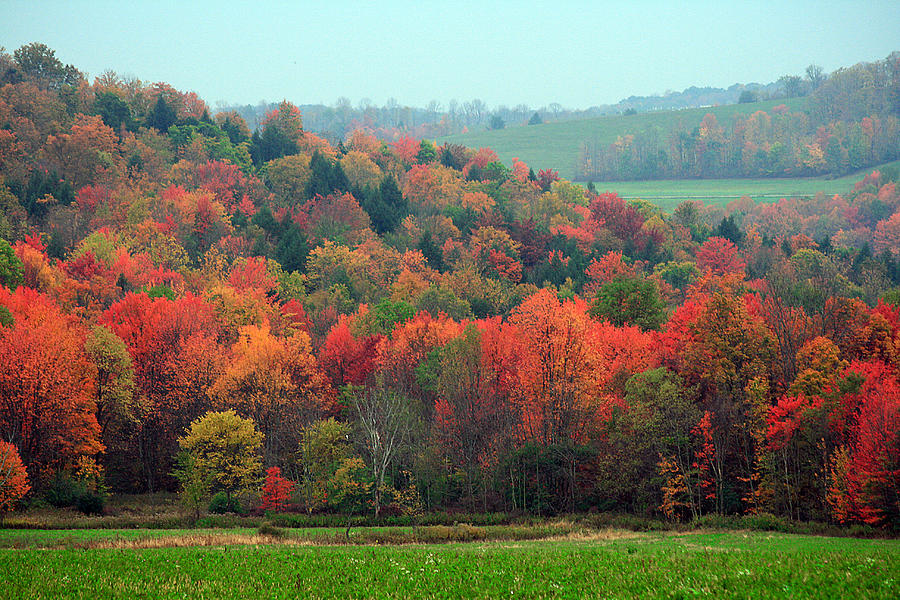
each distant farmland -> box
[588,161,900,211]
[437,98,808,181]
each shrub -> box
[208,492,243,514]
[44,473,80,508]
[257,521,286,537]
[74,491,105,515]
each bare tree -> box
[349,386,415,517]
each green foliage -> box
[43,473,80,508]
[738,90,758,103]
[0,306,12,328]
[208,492,244,515]
[415,285,473,320]
[371,298,415,335]
[358,176,407,235]
[482,161,510,182]
[146,94,177,132]
[653,261,698,291]
[299,418,355,512]
[417,232,443,270]
[589,276,666,330]
[0,238,23,290]
[12,42,81,90]
[142,284,175,300]
[74,491,105,515]
[42,470,107,515]
[93,92,132,132]
[274,223,309,273]
[172,452,210,522]
[326,457,372,515]
[416,139,437,163]
[306,152,348,198]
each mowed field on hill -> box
[590,161,900,212]
[436,98,808,181]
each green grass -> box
[1,531,896,599]
[437,98,809,180]
[587,160,900,211]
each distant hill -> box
[436,98,808,181]
[218,82,789,145]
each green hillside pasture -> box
[1,530,897,599]
[591,159,900,212]
[436,98,808,181]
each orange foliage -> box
[0,287,101,479]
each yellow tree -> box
[212,324,333,466]
[177,410,262,502]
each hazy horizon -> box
[3,0,899,111]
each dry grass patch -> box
[85,533,312,550]
[546,528,649,543]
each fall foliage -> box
[0,43,898,527]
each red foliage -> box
[589,192,645,242]
[0,287,101,479]
[0,441,30,513]
[696,237,746,276]
[692,411,716,501]
[260,466,296,512]
[766,393,823,451]
[319,314,381,387]
[228,257,277,293]
[391,136,420,164]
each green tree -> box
[298,418,354,512]
[415,285,473,320]
[172,452,210,523]
[93,91,132,132]
[84,325,135,443]
[0,239,23,290]
[13,42,80,90]
[604,368,702,518]
[738,90,757,104]
[589,276,666,331]
[146,94,177,132]
[177,410,263,502]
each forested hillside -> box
[1,43,899,528]
[579,53,900,180]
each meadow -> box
[587,162,900,211]
[436,98,808,181]
[0,528,896,599]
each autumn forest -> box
[2,42,900,533]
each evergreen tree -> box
[146,94,177,132]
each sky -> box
[3,0,899,111]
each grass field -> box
[587,160,900,211]
[1,529,896,599]
[436,98,808,181]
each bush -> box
[74,491,105,515]
[208,492,243,514]
[44,474,80,508]
[257,521,286,537]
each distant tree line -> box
[578,54,900,181]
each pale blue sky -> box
[3,1,898,109]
